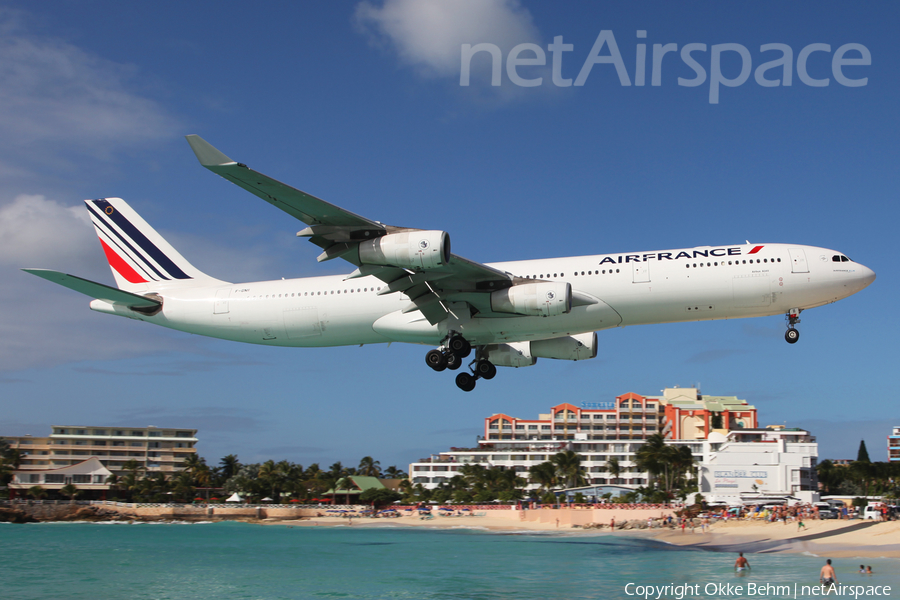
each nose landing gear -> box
[785,309,801,344]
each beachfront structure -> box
[2,425,198,476]
[325,476,387,504]
[699,427,819,504]
[409,387,814,503]
[478,388,756,444]
[8,457,112,496]
[889,427,900,462]
[659,387,757,440]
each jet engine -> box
[358,230,450,270]
[490,282,571,317]
[531,332,597,361]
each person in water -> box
[820,559,838,587]
[735,552,750,574]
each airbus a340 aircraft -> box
[25,136,876,391]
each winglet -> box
[185,134,236,167]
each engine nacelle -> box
[490,282,571,317]
[357,230,450,270]
[483,342,536,368]
[531,332,598,361]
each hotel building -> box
[409,387,818,503]
[3,425,199,495]
[889,427,900,462]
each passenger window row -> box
[254,287,383,299]
[686,258,781,268]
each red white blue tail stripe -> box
[85,198,204,290]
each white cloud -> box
[355,0,541,78]
[0,8,178,170]
[0,194,95,270]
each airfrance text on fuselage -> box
[597,247,754,265]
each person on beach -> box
[820,559,838,587]
[797,518,806,531]
[735,553,750,574]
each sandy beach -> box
[265,512,900,559]
[653,518,900,559]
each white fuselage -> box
[90,243,875,348]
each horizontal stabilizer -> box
[22,269,161,308]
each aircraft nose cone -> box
[858,264,876,289]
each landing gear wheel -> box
[426,349,447,371]
[785,328,800,344]
[475,360,497,380]
[455,372,476,392]
[445,352,462,370]
[448,335,471,358]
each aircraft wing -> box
[22,269,162,309]
[186,135,517,324]
[186,135,381,230]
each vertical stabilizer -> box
[85,197,222,293]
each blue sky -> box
[0,1,896,470]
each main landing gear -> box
[425,334,496,392]
[785,309,801,344]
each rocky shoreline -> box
[0,504,263,523]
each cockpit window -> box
[833,255,852,262]
[842,256,851,262]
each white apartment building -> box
[409,389,817,504]
[699,427,820,504]
[3,425,198,476]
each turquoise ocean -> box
[1,521,897,600]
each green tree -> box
[383,465,407,479]
[359,487,402,507]
[529,462,557,491]
[60,483,79,502]
[550,450,585,488]
[606,457,621,484]
[28,485,47,500]
[219,454,241,480]
[857,440,871,463]
[357,456,382,477]
[172,470,195,503]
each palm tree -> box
[28,485,47,501]
[60,483,80,503]
[357,456,381,477]
[550,450,585,489]
[105,473,121,499]
[529,462,557,492]
[605,457,621,485]
[383,465,407,479]
[172,470,195,503]
[219,454,241,480]
[635,434,670,490]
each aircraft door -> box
[788,248,809,273]
[214,288,230,314]
[632,261,650,283]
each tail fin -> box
[85,197,223,292]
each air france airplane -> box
[24,136,876,391]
